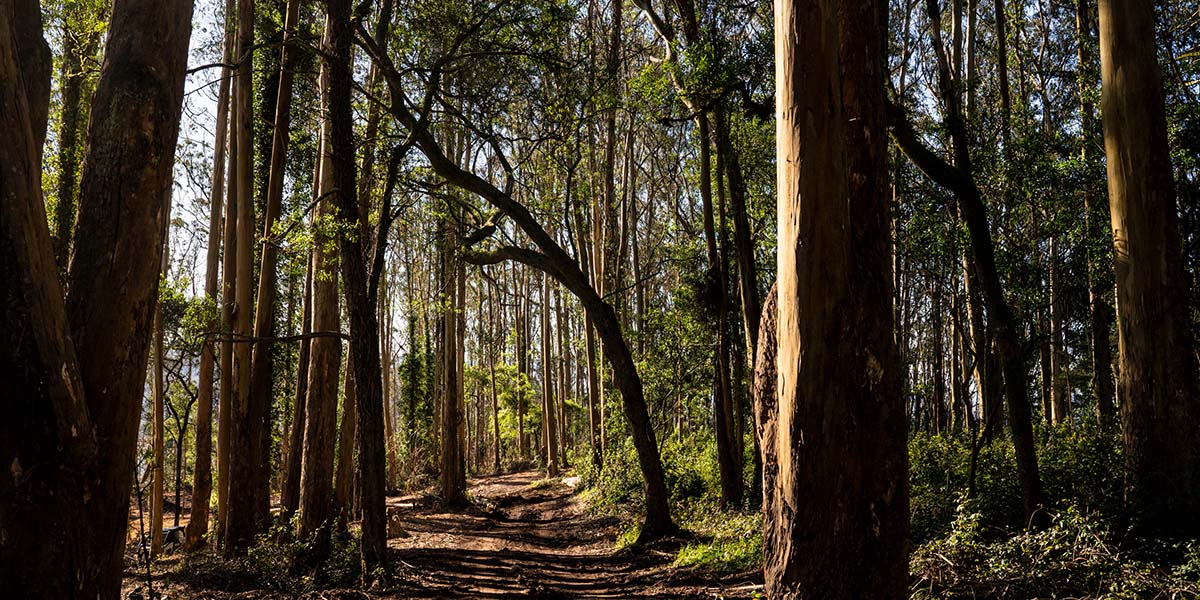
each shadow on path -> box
[380,471,760,599]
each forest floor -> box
[122,470,762,599]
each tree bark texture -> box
[0,0,193,594]
[766,0,907,596]
[1098,0,1200,533]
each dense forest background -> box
[2,0,1200,597]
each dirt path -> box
[122,471,760,598]
[383,471,759,599]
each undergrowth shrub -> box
[577,430,762,572]
[583,420,1147,587]
[909,433,1021,544]
[177,519,363,593]
[1037,420,1124,520]
[910,426,1124,544]
[911,503,1200,599]
[672,501,762,573]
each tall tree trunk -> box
[573,165,603,468]
[951,284,965,432]
[489,275,502,471]
[714,125,745,501]
[151,228,172,556]
[216,68,239,544]
[995,0,1011,147]
[457,237,467,477]
[1098,0,1200,533]
[335,350,358,525]
[243,0,302,532]
[516,265,527,458]
[764,0,906,594]
[326,0,388,565]
[298,49,342,559]
[1049,237,1070,424]
[382,267,400,489]
[52,6,105,268]
[0,0,193,594]
[281,253,314,518]
[714,108,761,362]
[174,398,189,528]
[68,0,192,582]
[555,284,570,469]
[223,0,258,553]
[151,259,166,559]
[12,0,50,161]
[542,272,560,477]
[932,277,948,433]
[1040,304,1054,424]
[1076,0,1115,425]
[276,272,299,495]
[440,210,468,504]
[585,316,601,466]
[962,258,999,437]
[355,0,395,240]
[186,16,232,545]
[699,110,742,508]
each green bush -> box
[578,434,644,517]
[581,421,1150,588]
[909,426,1124,544]
[1037,420,1124,520]
[662,431,722,505]
[911,503,1200,599]
[672,501,762,573]
[908,432,1022,544]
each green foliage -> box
[580,412,1154,594]
[158,275,191,327]
[178,293,217,353]
[911,505,1200,599]
[662,432,722,506]
[672,503,762,574]
[1038,421,1124,519]
[396,346,436,478]
[908,433,1022,544]
[579,431,761,574]
[175,520,364,593]
[910,426,1125,545]
[577,434,642,517]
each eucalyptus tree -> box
[0,0,194,594]
[765,0,907,594]
[298,42,343,559]
[1098,0,1200,534]
[186,0,235,548]
[223,0,262,553]
[328,0,392,565]
[244,0,304,532]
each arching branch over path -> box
[356,27,675,540]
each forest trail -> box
[383,470,759,599]
[125,471,761,598]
